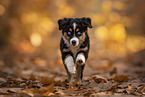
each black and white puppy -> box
[58,17,92,82]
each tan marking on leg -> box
[63,49,70,52]
[79,46,88,51]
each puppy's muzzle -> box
[72,40,76,46]
[70,37,79,46]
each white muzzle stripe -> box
[70,37,79,46]
[73,22,77,31]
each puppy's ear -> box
[58,18,69,30]
[81,17,92,28]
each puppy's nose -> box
[72,40,76,45]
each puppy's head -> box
[58,17,92,46]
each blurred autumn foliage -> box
[0,0,145,61]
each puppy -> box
[58,17,92,82]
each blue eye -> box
[67,32,71,36]
[77,32,81,36]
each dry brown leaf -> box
[29,75,37,81]
[92,75,108,83]
[19,90,34,97]
[140,86,145,93]
[113,75,129,82]
[19,84,55,96]
[54,80,62,86]
[44,84,54,91]
[43,84,54,96]
[63,88,87,95]
[21,76,29,80]
[72,81,81,86]
[41,77,54,85]
[83,92,92,97]
[29,89,45,94]
[20,83,27,88]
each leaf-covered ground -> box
[0,49,145,97]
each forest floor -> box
[0,48,145,97]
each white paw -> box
[76,53,85,64]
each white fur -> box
[65,56,76,74]
[62,35,69,45]
[73,22,77,31]
[70,37,79,46]
[76,53,85,64]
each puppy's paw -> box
[76,53,85,65]
[76,59,84,64]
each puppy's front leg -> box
[76,53,86,82]
[64,55,76,82]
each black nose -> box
[72,40,76,45]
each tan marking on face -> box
[64,32,70,41]
[76,28,79,32]
[79,32,85,42]
[69,28,72,32]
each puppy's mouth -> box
[70,37,79,46]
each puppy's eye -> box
[77,32,81,36]
[67,32,71,36]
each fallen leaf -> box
[18,90,34,97]
[116,89,126,93]
[20,83,26,88]
[7,89,16,93]
[55,90,65,95]
[113,75,129,82]
[91,75,108,83]
[63,88,87,95]
[29,75,37,81]
[83,92,92,97]
[0,78,7,82]
[72,81,81,87]
[43,84,54,96]
[0,88,8,95]
[30,89,45,94]
[21,76,29,80]
[54,80,62,86]
[140,86,145,93]
[94,82,112,92]
[41,77,54,85]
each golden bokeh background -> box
[0,0,145,66]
